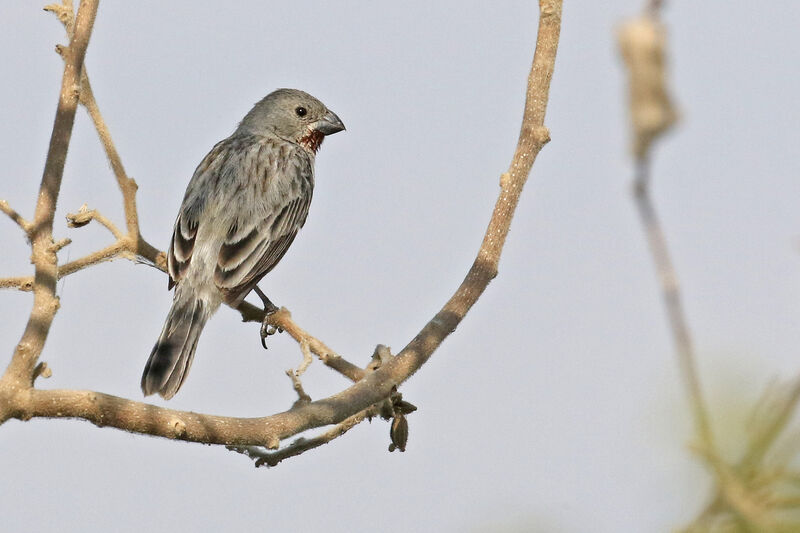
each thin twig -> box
[0,200,31,235]
[80,72,141,238]
[228,405,378,468]
[66,206,124,240]
[286,370,311,406]
[633,156,717,460]
[0,241,129,292]
[51,4,155,255]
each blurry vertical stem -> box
[618,7,716,459]
[633,157,716,455]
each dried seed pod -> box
[395,400,418,415]
[390,413,409,452]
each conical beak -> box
[312,110,346,135]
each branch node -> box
[168,418,187,438]
[294,339,313,376]
[540,0,560,18]
[32,362,53,385]
[534,126,551,145]
[286,369,311,408]
[50,238,72,253]
[368,344,393,372]
[44,2,75,35]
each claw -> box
[259,315,278,350]
[254,285,280,349]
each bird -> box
[141,88,345,400]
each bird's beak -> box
[312,110,345,135]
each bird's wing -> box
[213,189,312,305]
[166,139,233,289]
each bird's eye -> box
[295,106,307,117]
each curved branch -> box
[366,0,560,388]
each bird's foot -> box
[260,312,281,349]
[254,286,282,349]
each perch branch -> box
[238,303,366,383]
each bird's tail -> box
[141,294,211,399]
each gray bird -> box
[142,88,345,399]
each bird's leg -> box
[254,286,282,349]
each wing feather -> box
[166,139,231,289]
[215,192,311,305]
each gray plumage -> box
[142,89,344,399]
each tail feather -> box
[142,297,209,399]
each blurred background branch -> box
[618,3,800,531]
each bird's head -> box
[237,88,345,153]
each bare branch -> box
[50,3,160,257]
[286,369,311,406]
[240,304,367,383]
[0,0,99,395]
[79,75,143,239]
[228,405,379,468]
[359,0,560,391]
[0,241,129,292]
[43,1,75,36]
[0,200,32,235]
[0,276,34,292]
[50,238,72,253]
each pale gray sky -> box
[2,2,800,531]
